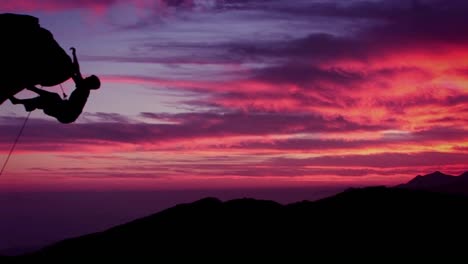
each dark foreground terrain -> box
[2,171,467,260]
[2,189,465,260]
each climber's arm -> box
[70,47,83,83]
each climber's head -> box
[83,75,101,90]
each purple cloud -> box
[270,152,468,168]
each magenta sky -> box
[0,0,467,191]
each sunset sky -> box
[1,0,467,191]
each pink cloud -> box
[2,0,468,190]
[0,0,200,14]
[0,0,119,12]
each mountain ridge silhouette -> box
[397,171,468,196]
[9,178,465,259]
[2,171,467,260]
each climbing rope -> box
[1,83,65,176]
[59,83,68,99]
[0,112,32,177]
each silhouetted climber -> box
[9,48,101,124]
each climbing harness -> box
[0,111,32,177]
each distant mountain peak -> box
[399,171,468,195]
[426,171,448,177]
[407,171,452,184]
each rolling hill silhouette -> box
[398,171,468,196]
[12,181,468,259]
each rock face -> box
[0,13,73,105]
